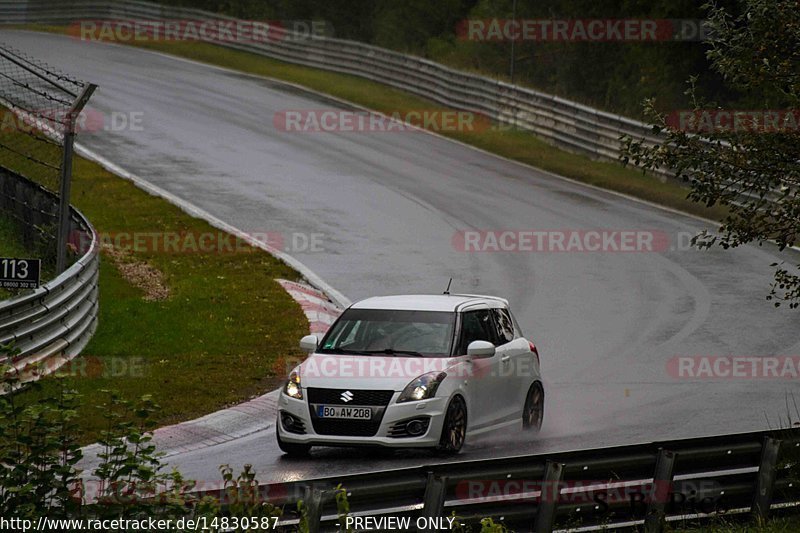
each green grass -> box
[0,108,308,442]
[16,24,728,222]
[0,216,29,259]
[0,215,32,299]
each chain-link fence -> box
[0,42,95,271]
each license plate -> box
[317,405,372,420]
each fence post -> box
[303,486,325,533]
[751,437,782,521]
[534,460,564,533]
[56,83,96,274]
[643,448,677,533]
[420,471,447,525]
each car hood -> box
[298,354,465,392]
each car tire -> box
[436,395,467,455]
[522,382,544,432]
[277,428,312,457]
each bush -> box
[0,343,281,530]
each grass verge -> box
[0,216,29,259]
[0,111,308,443]
[0,214,34,299]
[18,24,727,222]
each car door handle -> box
[501,355,510,363]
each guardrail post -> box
[534,460,564,533]
[643,448,676,533]
[303,486,324,533]
[751,437,782,521]
[420,471,447,526]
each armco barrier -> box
[5,1,783,210]
[195,428,800,532]
[0,0,671,179]
[0,166,98,381]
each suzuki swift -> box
[276,294,543,456]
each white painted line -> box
[72,142,352,309]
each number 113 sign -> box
[0,257,41,290]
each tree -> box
[621,0,800,307]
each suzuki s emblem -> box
[340,391,354,403]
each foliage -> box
[157,0,748,118]
[0,344,83,518]
[219,463,282,530]
[91,390,192,521]
[451,514,511,532]
[334,484,352,533]
[0,343,265,530]
[621,0,800,308]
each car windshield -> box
[318,309,455,357]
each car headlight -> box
[397,371,446,403]
[284,370,302,399]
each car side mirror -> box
[467,340,495,358]
[299,334,319,353]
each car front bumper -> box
[277,391,448,448]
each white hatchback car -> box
[276,294,543,456]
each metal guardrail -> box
[2,6,798,530]
[0,167,99,381]
[195,428,800,532]
[9,0,785,213]
[4,0,787,210]
[0,0,671,179]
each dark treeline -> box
[160,0,750,118]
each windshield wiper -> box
[319,348,374,355]
[362,349,425,357]
[320,348,426,357]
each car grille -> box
[311,418,384,437]
[307,388,394,436]
[306,388,394,406]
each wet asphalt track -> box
[3,31,799,483]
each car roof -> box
[350,294,508,312]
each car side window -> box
[323,319,360,349]
[492,308,515,344]
[457,309,495,354]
